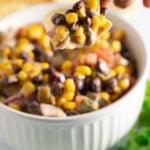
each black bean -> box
[25,100,40,114]
[51,81,63,96]
[65,9,74,14]
[73,0,85,10]
[74,77,84,91]
[85,29,94,46]
[33,44,52,63]
[19,51,32,62]
[50,68,65,83]
[51,13,66,25]
[33,44,43,61]
[96,60,109,75]
[80,17,91,28]
[104,78,118,93]
[86,9,98,18]
[82,77,92,94]
[13,66,21,73]
[68,23,78,32]
[91,77,101,93]
[42,67,51,74]
[86,35,92,46]
[100,7,108,15]
[65,110,79,116]
[32,75,43,85]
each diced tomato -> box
[85,52,98,67]
[95,48,114,65]
[75,95,86,111]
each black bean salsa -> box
[0,0,137,117]
[48,0,112,50]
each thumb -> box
[100,0,113,15]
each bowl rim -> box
[0,2,149,123]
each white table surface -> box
[0,1,150,149]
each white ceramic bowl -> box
[0,3,149,150]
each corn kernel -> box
[49,95,56,105]
[18,71,28,81]
[111,40,122,52]
[109,69,117,78]
[118,78,130,91]
[28,68,41,79]
[28,51,34,58]
[43,74,49,83]
[78,7,86,18]
[27,24,44,40]
[51,37,60,47]
[18,38,30,44]
[110,94,119,102]
[101,31,111,40]
[114,86,122,94]
[38,34,50,50]
[103,19,112,30]
[72,34,86,44]
[12,59,23,67]
[56,25,69,40]
[62,92,75,101]
[98,39,110,49]
[114,65,127,75]
[37,86,51,102]
[86,0,98,10]
[15,43,34,53]
[64,79,76,93]
[1,61,13,76]
[62,60,73,71]
[75,26,84,36]
[21,81,36,97]
[63,102,76,110]
[99,15,106,27]
[100,92,110,101]
[22,62,33,72]
[8,103,21,110]
[41,62,49,69]
[2,48,10,57]
[112,28,124,40]
[75,65,92,76]
[66,13,78,24]
[57,98,67,106]
[92,16,101,30]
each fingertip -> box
[143,0,150,7]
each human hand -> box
[100,0,150,15]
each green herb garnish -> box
[112,80,150,150]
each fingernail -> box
[114,0,134,8]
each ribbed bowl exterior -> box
[0,82,146,150]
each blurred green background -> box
[112,81,150,150]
